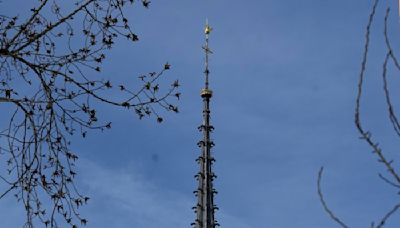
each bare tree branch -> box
[376,203,400,228]
[355,0,400,185]
[0,1,180,227]
[317,167,349,228]
[322,1,400,227]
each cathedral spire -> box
[191,20,219,228]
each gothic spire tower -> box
[192,21,219,228]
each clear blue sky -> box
[2,0,400,227]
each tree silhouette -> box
[0,0,179,227]
[318,0,400,227]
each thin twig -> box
[317,167,349,228]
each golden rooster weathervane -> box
[205,19,212,35]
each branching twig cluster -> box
[318,0,400,227]
[318,0,400,228]
[0,0,179,227]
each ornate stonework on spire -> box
[191,21,219,228]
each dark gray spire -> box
[191,21,219,228]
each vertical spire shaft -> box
[192,20,219,228]
[204,19,211,90]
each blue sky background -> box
[3,0,400,227]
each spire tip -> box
[205,19,212,35]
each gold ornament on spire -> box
[205,25,212,34]
[205,19,212,35]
